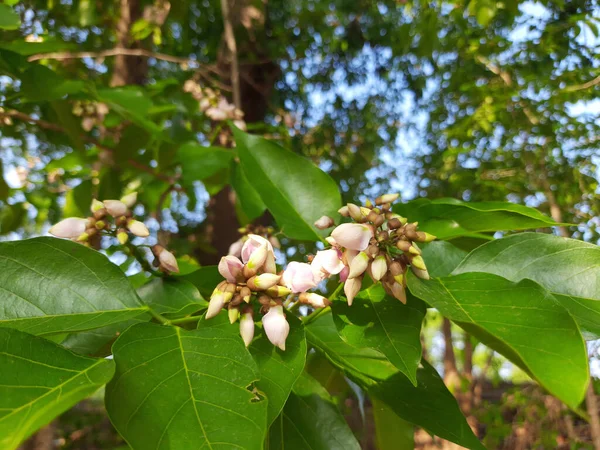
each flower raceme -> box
[49,193,179,274]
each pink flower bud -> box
[158,249,179,273]
[120,192,138,208]
[241,234,274,264]
[103,200,128,217]
[314,215,334,230]
[371,255,388,281]
[331,223,373,251]
[344,277,362,306]
[282,261,317,293]
[239,312,255,347]
[262,305,289,350]
[311,249,345,282]
[339,266,350,282]
[299,292,330,308]
[127,219,149,237]
[49,218,88,238]
[218,255,244,283]
[228,239,243,258]
[348,251,369,279]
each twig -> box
[220,0,241,108]
[564,74,600,92]
[28,47,200,66]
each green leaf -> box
[231,161,266,221]
[233,127,341,241]
[0,327,115,449]
[305,310,398,384]
[407,272,589,409]
[0,203,26,235]
[97,87,162,134]
[368,362,485,450]
[137,277,207,319]
[0,4,20,30]
[0,160,9,201]
[372,398,414,450]
[331,284,425,385]
[105,323,268,449]
[454,232,600,339]
[268,373,361,450]
[63,180,93,217]
[180,265,222,298]
[0,237,148,335]
[394,198,560,240]
[250,315,307,426]
[20,65,84,102]
[420,241,468,277]
[61,319,147,357]
[177,143,235,182]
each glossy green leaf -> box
[234,127,341,241]
[0,4,20,30]
[394,198,560,240]
[331,284,425,385]
[177,143,235,182]
[250,315,307,425]
[305,310,398,384]
[97,87,162,134]
[0,327,115,449]
[420,240,468,277]
[106,323,267,449]
[0,160,9,201]
[0,237,148,335]
[63,180,93,217]
[368,362,485,450]
[407,272,589,408]
[137,277,207,319]
[20,65,84,102]
[268,373,360,450]
[454,232,600,339]
[61,319,147,357]
[231,161,266,221]
[372,398,414,450]
[180,265,222,298]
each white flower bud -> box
[206,291,226,319]
[331,223,373,251]
[314,215,334,230]
[299,292,330,309]
[348,251,369,279]
[120,192,138,208]
[49,218,88,238]
[241,234,274,263]
[344,277,362,306]
[228,239,243,258]
[411,266,430,280]
[247,273,281,291]
[264,252,277,274]
[127,219,149,237]
[158,249,179,273]
[375,193,399,205]
[240,312,255,347]
[371,255,388,281]
[218,255,244,283]
[338,205,350,217]
[103,200,128,217]
[262,305,289,351]
[247,242,268,271]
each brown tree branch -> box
[564,74,600,92]
[220,0,241,108]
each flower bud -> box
[375,193,399,205]
[338,205,350,217]
[127,219,150,237]
[415,231,436,243]
[314,215,335,230]
[371,255,387,281]
[408,245,421,256]
[282,262,316,293]
[339,266,350,283]
[388,218,403,230]
[228,239,243,258]
[153,246,179,273]
[331,223,373,251]
[264,252,277,274]
[93,208,107,220]
[218,255,244,283]
[240,311,255,347]
[262,305,289,350]
[347,203,365,222]
[410,255,427,271]
[396,240,412,252]
[344,277,362,306]
[247,273,281,291]
[325,236,337,246]
[360,207,372,217]
[228,306,240,324]
[247,242,268,271]
[76,232,90,242]
[391,282,407,304]
[348,251,369,279]
[266,285,292,297]
[206,291,226,319]
[411,266,430,280]
[49,218,88,238]
[311,249,345,282]
[299,292,330,309]
[103,200,128,217]
[269,236,281,249]
[120,192,138,208]
[241,234,274,264]
[90,199,104,213]
[240,286,252,303]
[117,229,129,245]
[95,220,106,230]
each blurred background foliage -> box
[1,0,599,448]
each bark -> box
[111,0,147,86]
[442,318,458,384]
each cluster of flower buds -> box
[208,234,332,350]
[183,80,246,130]
[228,225,280,258]
[49,193,179,273]
[72,101,109,132]
[316,193,435,305]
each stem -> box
[125,241,159,275]
[146,306,170,325]
[329,282,345,302]
[169,315,203,325]
[303,306,330,326]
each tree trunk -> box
[111,0,147,86]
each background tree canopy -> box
[1,0,599,448]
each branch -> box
[564,74,600,92]
[28,48,200,67]
[220,0,242,109]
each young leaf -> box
[137,277,207,319]
[394,198,561,240]
[233,127,341,241]
[0,237,148,335]
[454,232,600,339]
[407,272,589,409]
[105,323,268,450]
[0,327,115,449]
[331,284,425,386]
[268,373,361,450]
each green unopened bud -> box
[117,230,129,245]
[91,199,104,213]
[394,273,404,285]
[228,307,240,324]
[408,245,421,255]
[411,255,427,271]
[76,232,90,242]
[396,240,412,252]
[416,231,436,243]
[95,220,106,230]
[266,285,293,297]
